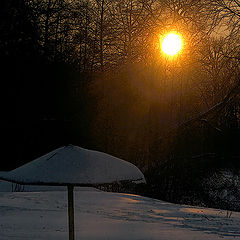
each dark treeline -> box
[1,0,240,210]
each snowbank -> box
[0,189,240,240]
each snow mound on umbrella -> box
[0,145,146,186]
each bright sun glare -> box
[161,33,182,56]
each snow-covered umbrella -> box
[0,145,146,240]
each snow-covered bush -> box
[202,170,240,211]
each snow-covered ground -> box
[1,185,240,240]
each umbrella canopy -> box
[0,145,146,240]
[0,145,145,185]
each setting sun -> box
[161,33,182,56]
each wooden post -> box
[68,185,75,240]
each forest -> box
[1,0,240,211]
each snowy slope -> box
[0,188,240,240]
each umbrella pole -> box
[68,185,75,240]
